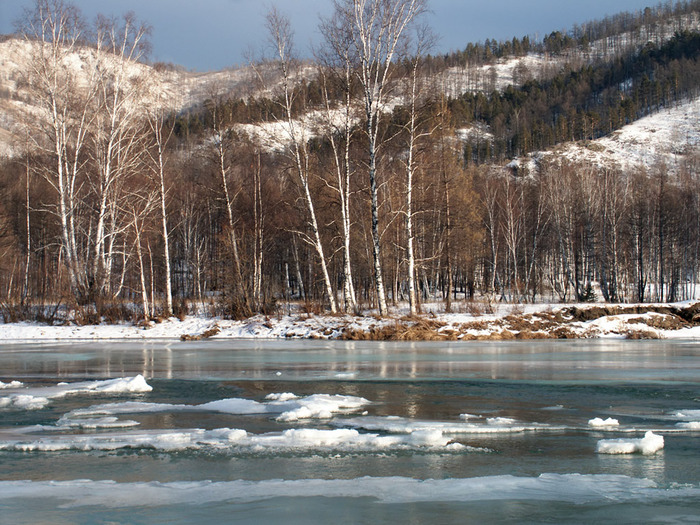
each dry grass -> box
[340,319,452,341]
[627,314,687,330]
[337,302,700,341]
[625,328,661,339]
[180,326,220,341]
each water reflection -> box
[0,340,697,383]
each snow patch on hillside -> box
[517,95,700,173]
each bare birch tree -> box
[145,96,174,316]
[89,13,150,301]
[329,0,427,316]
[19,0,96,302]
[401,29,433,316]
[318,15,358,312]
[263,8,338,313]
[205,92,247,307]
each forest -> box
[0,0,699,323]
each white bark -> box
[264,8,337,313]
[21,0,95,302]
[331,0,426,316]
[145,100,174,316]
[90,13,150,299]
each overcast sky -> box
[1,0,660,71]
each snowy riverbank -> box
[3,302,700,341]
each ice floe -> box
[333,415,557,434]
[0,474,697,507]
[0,375,152,410]
[665,410,700,430]
[596,431,664,455]
[60,393,370,424]
[0,426,470,453]
[588,417,620,428]
[0,380,23,389]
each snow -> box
[525,95,700,174]
[1,473,696,507]
[4,300,700,341]
[596,431,665,455]
[0,375,152,410]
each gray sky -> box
[1,0,660,71]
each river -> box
[0,339,698,523]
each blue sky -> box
[1,0,660,71]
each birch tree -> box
[205,93,247,307]
[401,30,433,315]
[318,15,358,312]
[145,98,174,316]
[88,12,150,302]
[19,0,96,302]
[329,0,427,316]
[263,8,338,313]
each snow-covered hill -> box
[0,37,296,157]
[2,11,700,160]
[512,95,700,174]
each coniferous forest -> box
[1,0,700,322]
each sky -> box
[1,0,662,71]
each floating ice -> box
[0,394,50,410]
[2,474,697,508]
[596,431,664,454]
[333,372,357,379]
[588,417,620,428]
[674,410,700,420]
[0,376,152,411]
[55,416,140,429]
[0,426,470,453]
[264,393,298,401]
[334,415,555,434]
[62,393,370,424]
[0,380,23,389]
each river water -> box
[0,339,698,524]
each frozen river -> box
[1,339,699,523]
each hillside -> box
[2,1,700,323]
[0,38,302,157]
[2,5,700,159]
[511,94,700,174]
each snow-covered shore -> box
[3,302,700,341]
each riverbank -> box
[3,301,700,341]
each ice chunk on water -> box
[264,393,298,401]
[275,394,370,422]
[3,473,696,508]
[55,416,140,429]
[0,375,152,411]
[334,415,555,434]
[676,421,700,430]
[0,381,23,389]
[58,393,370,427]
[0,394,50,410]
[596,431,664,454]
[588,417,620,428]
[0,426,470,453]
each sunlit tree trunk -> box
[328,0,426,316]
[264,8,337,313]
